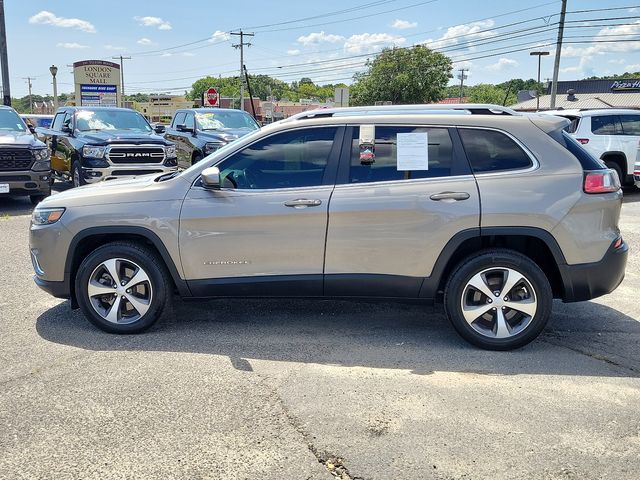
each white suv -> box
[543,109,640,187]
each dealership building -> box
[511,78,640,111]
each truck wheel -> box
[444,249,552,351]
[75,242,172,334]
[72,162,86,187]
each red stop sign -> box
[205,87,219,106]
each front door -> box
[179,126,343,296]
[324,125,480,298]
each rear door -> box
[324,124,480,298]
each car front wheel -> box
[75,242,172,333]
[444,249,552,350]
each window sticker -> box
[359,124,375,165]
[397,132,429,171]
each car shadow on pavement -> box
[623,187,640,203]
[35,297,640,378]
[0,197,34,217]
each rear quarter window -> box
[547,128,605,170]
[458,128,533,173]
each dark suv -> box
[164,108,260,169]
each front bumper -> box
[0,170,51,197]
[81,163,177,184]
[559,239,628,302]
[33,275,70,299]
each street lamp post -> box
[49,65,58,112]
[530,51,549,111]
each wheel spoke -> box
[505,299,537,318]
[101,259,120,286]
[494,309,511,338]
[500,269,524,299]
[125,268,150,289]
[467,272,495,300]
[462,304,494,325]
[88,281,115,298]
[104,295,122,323]
[125,293,150,317]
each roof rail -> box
[283,104,519,122]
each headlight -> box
[33,148,50,161]
[32,207,65,225]
[82,145,106,158]
[205,142,225,154]
[165,144,176,157]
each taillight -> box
[584,169,621,194]
[577,138,589,144]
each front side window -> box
[459,128,533,173]
[184,113,195,130]
[591,115,621,135]
[349,126,454,183]
[172,112,186,128]
[51,112,65,131]
[218,127,337,189]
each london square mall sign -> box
[73,60,122,107]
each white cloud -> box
[209,30,230,42]
[137,37,154,45]
[104,44,125,51]
[344,33,405,54]
[29,11,96,33]
[625,64,640,71]
[392,19,417,30]
[56,42,89,49]
[425,20,495,50]
[161,52,172,57]
[182,52,195,57]
[297,31,345,45]
[287,49,301,55]
[134,16,171,30]
[486,57,519,72]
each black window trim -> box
[190,125,345,192]
[334,124,472,186]
[457,126,540,177]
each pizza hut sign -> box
[611,80,640,91]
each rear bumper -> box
[559,240,628,302]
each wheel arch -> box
[65,226,191,308]
[600,151,627,172]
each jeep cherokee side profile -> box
[29,104,627,350]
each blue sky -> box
[5,0,640,97]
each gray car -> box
[29,104,628,350]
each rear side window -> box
[547,128,605,170]
[458,128,533,173]
[620,114,640,135]
[348,126,455,183]
[591,115,622,135]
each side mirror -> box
[201,166,221,190]
[177,124,193,133]
[61,124,73,134]
[154,125,166,134]
[28,124,36,134]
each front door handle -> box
[429,191,470,202]
[284,198,322,208]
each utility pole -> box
[112,55,131,107]
[0,0,11,106]
[550,0,567,109]
[23,77,34,113]
[457,69,468,102]
[231,31,254,111]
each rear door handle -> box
[284,198,322,208]
[429,191,470,201]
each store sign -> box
[611,80,640,91]
[73,60,121,106]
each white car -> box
[541,109,640,187]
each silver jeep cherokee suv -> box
[29,104,628,350]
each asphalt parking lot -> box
[1,187,639,480]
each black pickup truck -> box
[37,106,178,187]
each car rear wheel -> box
[444,249,552,350]
[75,242,172,334]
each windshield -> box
[0,110,27,132]
[196,111,259,131]
[75,109,152,132]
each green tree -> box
[469,84,515,105]
[350,46,452,105]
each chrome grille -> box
[0,149,33,171]
[107,145,165,164]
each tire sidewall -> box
[75,244,168,334]
[444,250,553,350]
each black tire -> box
[30,193,48,205]
[75,241,172,334]
[604,161,624,186]
[192,154,203,166]
[72,161,85,187]
[444,249,552,351]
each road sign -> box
[204,87,219,107]
[334,87,349,107]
